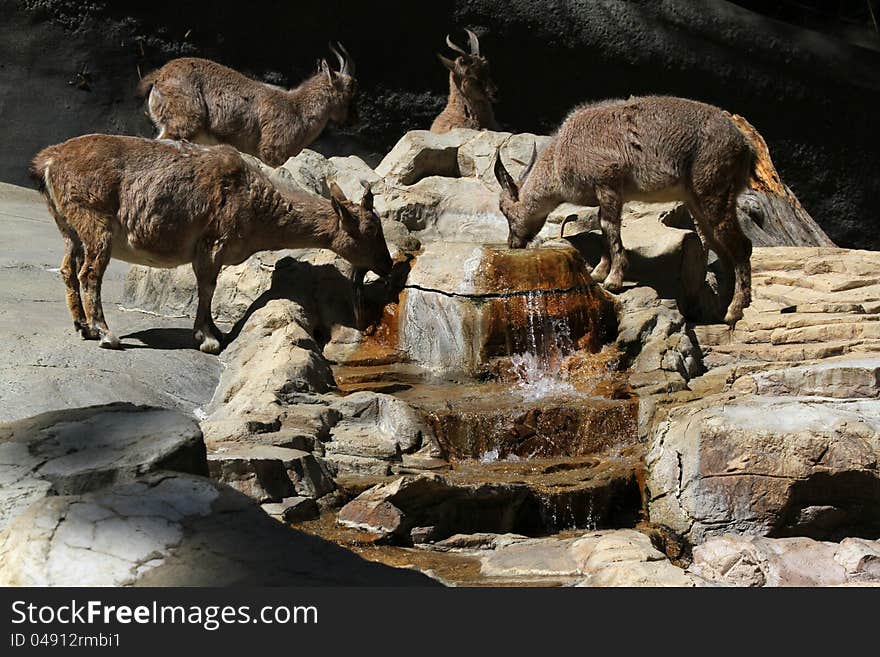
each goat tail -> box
[135,69,158,100]
[29,147,56,193]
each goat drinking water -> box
[494,96,756,324]
[30,134,393,353]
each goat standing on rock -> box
[30,134,393,353]
[137,43,358,166]
[494,96,756,324]
[431,29,499,133]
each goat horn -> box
[464,28,480,55]
[328,42,346,74]
[559,214,578,239]
[518,142,538,184]
[445,34,468,56]
[336,41,355,76]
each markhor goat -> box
[30,134,393,353]
[137,44,357,166]
[431,29,498,133]
[494,95,756,324]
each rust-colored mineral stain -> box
[343,297,404,366]
[476,245,595,293]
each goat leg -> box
[192,256,222,354]
[78,229,120,349]
[596,189,626,291]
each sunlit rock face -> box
[375,243,618,377]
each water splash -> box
[509,352,578,401]
[505,289,584,401]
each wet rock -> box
[337,473,532,542]
[690,534,880,586]
[375,129,476,184]
[0,472,434,586]
[337,453,642,544]
[208,444,335,503]
[647,393,880,544]
[323,392,430,472]
[398,242,616,376]
[0,403,206,531]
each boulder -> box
[690,534,880,586]
[475,529,705,586]
[337,473,533,543]
[279,149,334,197]
[200,298,335,444]
[0,403,206,531]
[328,154,383,204]
[732,357,880,399]
[207,444,335,502]
[262,496,320,524]
[323,392,430,468]
[457,131,552,190]
[0,472,434,586]
[375,176,500,236]
[647,393,880,544]
[375,129,477,184]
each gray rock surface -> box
[0,403,206,531]
[0,472,435,586]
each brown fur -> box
[494,95,756,324]
[138,51,357,167]
[431,30,498,133]
[29,134,392,353]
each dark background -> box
[2,0,878,248]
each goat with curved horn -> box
[329,41,355,76]
[464,28,480,55]
[137,45,360,166]
[445,33,469,55]
[431,27,499,133]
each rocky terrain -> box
[2,127,879,587]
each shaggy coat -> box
[431,30,498,133]
[30,134,392,353]
[137,54,357,167]
[495,95,756,324]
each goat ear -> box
[328,181,347,204]
[494,152,519,201]
[360,180,374,211]
[437,53,456,72]
[331,196,359,234]
[320,58,333,84]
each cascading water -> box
[332,240,642,533]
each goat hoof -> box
[603,278,623,293]
[199,337,221,354]
[590,268,609,282]
[80,326,100,340]
[724,309,743,326]
[99,333,121,350]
